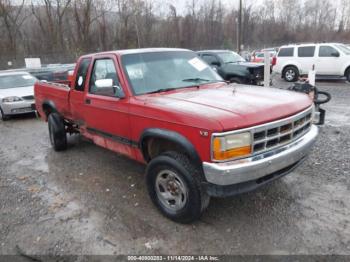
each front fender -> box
[139,128,203,169]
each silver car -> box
[0,71,37,121]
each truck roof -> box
[81,48,190,58]
[0,71,30,76]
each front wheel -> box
[48,113,67,151]
[146,151,210,223]
[0,107,10,121]
[345,68,350,82]
[283,66,299,82]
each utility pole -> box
[237,0,242,54]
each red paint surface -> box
[35,50,313,163]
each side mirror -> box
[95,79,125,99]
[95,78,113,88]
[331,52,340,57]
[211,61,221,67]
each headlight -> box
[2,96,23,103]
[212,132,252,161]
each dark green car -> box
[197,50,268,86]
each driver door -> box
[83,55,133,156]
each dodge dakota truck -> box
[35,48,318,223]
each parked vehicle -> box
[197,50,266,85]
[29,64,75,83]
[251,52,265,63]
[273,43,350,82]
[35,48,318,223]
[251,50,277,65]
[0,71,37,121]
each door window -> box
[298,46,315,57]
[89,59,120,97]
[201,54,220,65]
[319,46,339,57]
[75,58,91,91]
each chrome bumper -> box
[1,100,36,115]
[203,125,318,186]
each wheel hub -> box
[155,170,188,211]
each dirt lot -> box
[0,77,349,256]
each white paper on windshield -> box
[127,65,144,79]
[22,75,34,80]
[188,57,208,72]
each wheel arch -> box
[344,65,350,76]
[42,100,57,118]
[139,128,203,169]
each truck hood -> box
[0,85,34,99]
[139,84,312,131]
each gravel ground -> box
[0,77,349,256]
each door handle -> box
[85,99,91,105]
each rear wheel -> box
[283,66,299,82]
[48,113,67,151]
[146,151,210,223]
[0,107,10,121]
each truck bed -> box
[34,81,71,120]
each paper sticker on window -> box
[78,76,83,86]
[188,57,208,71]
[127,65,144,80]
[22,75,34,80]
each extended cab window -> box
[298,46,315,57]
[89,59,120,97]
[75,58,91,91]
[319,46,339,57]
[278,48,294,57]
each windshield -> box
[217,52,245,63]
[121,51,223,95]
[0,74,36,89]
[335,44,350,55]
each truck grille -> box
[252,107,313,155]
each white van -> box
[273,43,350,82]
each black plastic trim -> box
[139,128,202,167]
[87,127,138,148]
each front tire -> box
[48,113,67,151]
[0,107,10,121]
[146,151,210,223]
[345,68,350,82]
[283,66,299,82]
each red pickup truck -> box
[35,48,318,223]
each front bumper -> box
[1,100,36,115]
[203,125,318,191]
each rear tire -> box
[48,113,67,151]
[283,66,299,82]
[0,107,10,121]
[146,151,210,223]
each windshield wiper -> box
[182,78,211,83]
[146,87,178,94]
